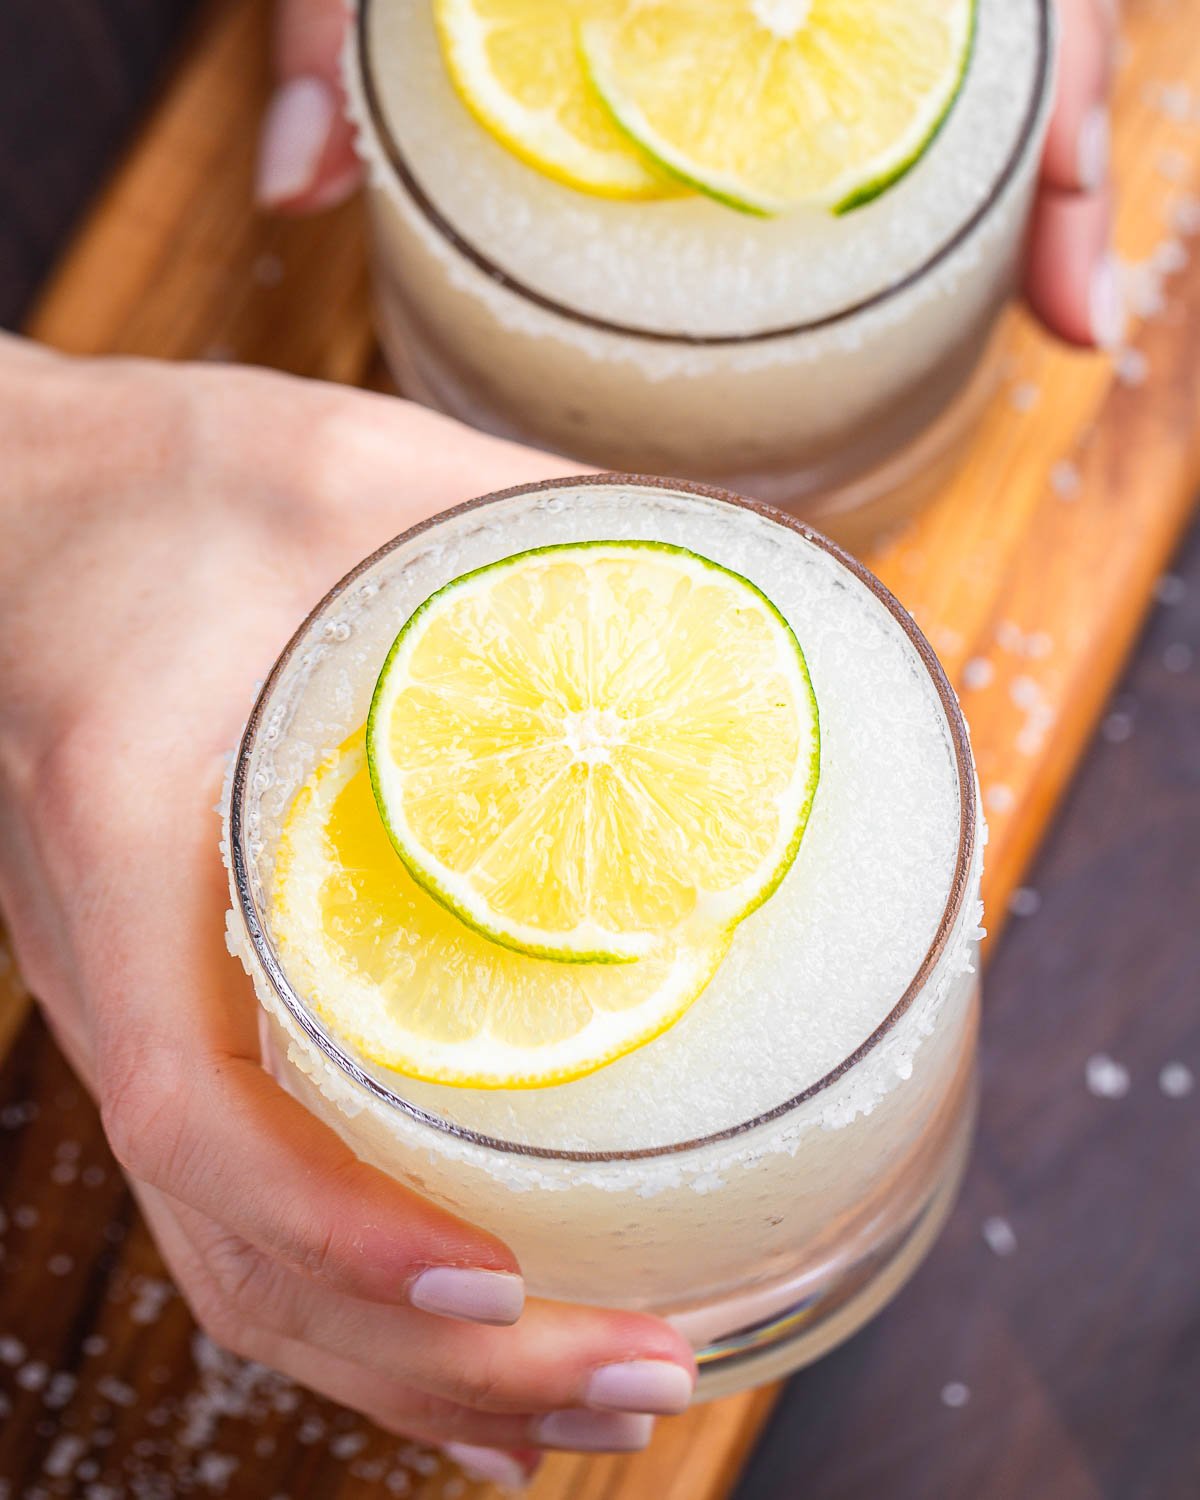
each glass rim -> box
[231,474,979,1164]
[355,0,1053,347]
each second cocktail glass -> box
[347,0,1054,548]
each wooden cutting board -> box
[3,0,1199,1495]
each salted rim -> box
[354,0,1052,346]
[230,475,979,1164]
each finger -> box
[257,0,362,213]
[92,826,524,1324]
[159,1188,693,1422]
[1024,185,1124,347]
[1040,0,1116,193]
[206,1237,696,1418]
[135,1182,545,1479]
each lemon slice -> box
[367,542,820,964]
[433,0,678,200]
[581,0,978,215]
[273,735,729,1088]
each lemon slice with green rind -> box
[366,541,820,964]
[273,734,730,1088]
[433,0,680,200]
[581,0,978,215]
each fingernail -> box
[533,1410,655,1452]
[1089,255,1126,350]
[409,1267,525,1326]
[443,1444,532,1489]
[256,76,337,207]
[1077,106,1110,192]
[584,1360,693,1415]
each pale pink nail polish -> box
[533,1409,655,1452]
[443,1444,531,1489]
[1077,106,1110,193]
[1088,255,1126,350]
[256,76,337,207]
[584,1360,693,1415]
[409,1267,525,1326]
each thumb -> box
[256,0,363,214]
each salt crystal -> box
[44,1435,87,1478]
[0,1335,26,1365]
[97,1376,137,1407]
[48,1254,74,1277]
[1170,195,1200,236]
[1010,675,1041,710]
[1008,887,1041,918]
[1086,1054,1131,1099]
[330,1433,368,1460]
[130,1279,174,1326]
[1154,573,1187,606]
[1025,631,1054,660]
[985,784,1016,814]
[82,1166,107,1188]
[1115,348,1149,387]
[17,1360,50,1390]
[195,1453,239,1491]
[1050,461,1081,499]
[44,1372,77,1408]
[51,1163,78,1186]
[82,1335,109,1357]
[1159,1062,1194,1098]
[1157,149,1188,181]
[1101,711,1134,744]
[941,1381,970,1408]
[1153,239,1190,276]
[14,1206,38,1229]
[1163,642,1193,674]
[962,657,994,691]
[253,254,285,288]
[982,1216,1017,1255]
[1009,381,1040,412]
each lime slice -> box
[367,541,820,963]
[433,0,679,200]
[273,734,730,1088]
[581,0,978,215]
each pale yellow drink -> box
[226,478,983,1397]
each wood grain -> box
[732,516,1200,1500]
[2,0,1200,1496]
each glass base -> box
[707,329,1007,558]
[686,1065,977,1401]
[372,274,1009,557]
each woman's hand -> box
[0,336,697,1489]
[257,0,1122,347]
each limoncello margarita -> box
[346,0,1053,548]
[226,478,983,1397]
